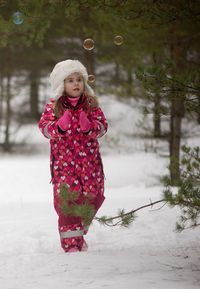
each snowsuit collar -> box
[67,96,80,107]
[59,94,88,110]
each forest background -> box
[0,0,200,230]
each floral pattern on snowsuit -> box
[38,95,108,252]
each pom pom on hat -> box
[50,59,95,100]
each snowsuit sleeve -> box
[38,100,72,139]
[87,107,108,139]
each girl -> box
[38,60,108,253]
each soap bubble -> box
[12,11,24,25]
[83,38,94,50]
[114,35,124,46]
[88,74,95,83]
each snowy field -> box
[0,95,200,289]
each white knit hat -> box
[49,59,95,100]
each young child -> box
[38,59,108,253]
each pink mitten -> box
[79,111,91,132]
[57,110,72,131]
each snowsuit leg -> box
[53,183,105,252]
[53,183,88,252]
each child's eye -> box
[77,78,83,82]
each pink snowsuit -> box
[38,94,108,252]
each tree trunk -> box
[0,68,3,145]
[169,20,185,185]
[169,94,184,184]
[114,62,120,84]
[0,48,5,146]
[126,66,132,95]
[152,52,161,137]
[3,48,12,152]
[4,72,11,152]
[153,91,161,138]
[30,69,39,120]
[198,95,200,124]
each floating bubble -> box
[114,35,124,46]
[83,38,94,51]
[0,0,6,7]
[12,11,24,25]
[88,74,95,83]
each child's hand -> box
[57,110,72,131]
[79,111,91,132]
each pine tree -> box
[163,145,200,231]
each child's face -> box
[64,72,84,97]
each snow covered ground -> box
[0,95,200,289]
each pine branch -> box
[165,76,200,92]
[59,183,95,224]
[145,73,200,92]
[95,199,166,227]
